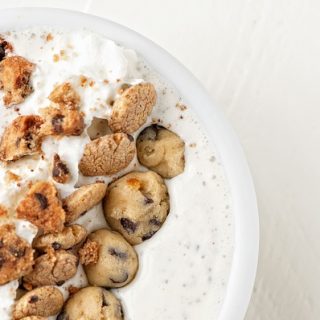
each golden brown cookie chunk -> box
[33,224,87,251]
[0,115,43,162]
[0,56,34,106]
[104,171,170,245]
[16,181,65,234]
[81,229,138,288]
[40,105,84,136]
[23,249,78,288]
[79,133,135,176]
[108,82,157,133]
[13,286,64,319]
[0,224,34,285]
[48,82,80,109]
[137,125,185,178]
[79,238,99,266]
[58,286,123,320]
[63,182,107,223]
[20,317,47,320]
[52,154,70,184]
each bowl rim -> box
[0,7,259,320]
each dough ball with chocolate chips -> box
[0,115,43,162]
[52,154,70,184]
[0,56,34,106]
[137,124,185,178]
[58,286,123,320]
[108,82,157,134]
[13,286,64,319]
[79,133,135,176]
[0,224,34,285]
[16,181,66,234]
[62,182,107,223]
[23,249,78,288]
[104,171,170,245]
[33,224,87,251]
[80,229,138,288]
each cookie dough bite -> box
[62,182,107,223]
[16,181,66,234]
[0,115,43,162]
[0,224,34,285]
[33,224,87,251]
[13,286,64,319]
[137,124,185,178]
[23,249,78,288]
[104,171,170,245]
[52,153,70,184]
[58,286,123,320]
[79,133,136,176]
[0,56,34,106]
[80,229,138,288]
[108,82,157,134]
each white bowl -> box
[0,7,259,320]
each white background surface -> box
[0,1,318,319]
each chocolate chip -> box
[57,311,69,320]
[149,218,161,226]
[9,246,25,258]
[35,192,49,210]
[53,154,69,179]
[56,280,65,286]
[29,295,39,303]
[52,242,62,250]
[142,230,157,241]
[144,197,154,205]
[52,114,65,133]
[0,45,5,62]
[120,218,137,234]
[0,254,5,268]
[108,248,127,260]
[110,272,128,284]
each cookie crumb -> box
[79,239,100,265]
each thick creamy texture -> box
[0,28,234,320]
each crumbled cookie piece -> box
[79,133,135,176]
[48,82,80,109]
[137,125,185,178]
[104,171,170,245]
[40,105,84,136]
[108,82,157,133]
[13,286,64,319]
[52,154,70,184]
[58,286,124,320]
[23,249,78,288]
[79,238,99,266]
[0,224,34,285]
[33,224,87,251]
[0,37,13,62]
[16,181,65,234]
[0,56,34,106]
[82,229,138,288]
[68,285,80,296]
[0,115,43,162]
[63,182,107,223]
[0,204,8,217]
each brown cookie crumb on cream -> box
[16,181,65,234]
[52,153,70,184]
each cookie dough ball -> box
[108,82,157,134]
[13,286,64,319]
[137,125,185,178]
[58,286,123,320]
[104,171,170,245]
[0,56,34,106]
[80,229,138,288]
[79,133,135,176]
[62,182,107,223]
[33,224,87,251]
[23,249,78,288]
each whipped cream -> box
[0,28,234,320]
